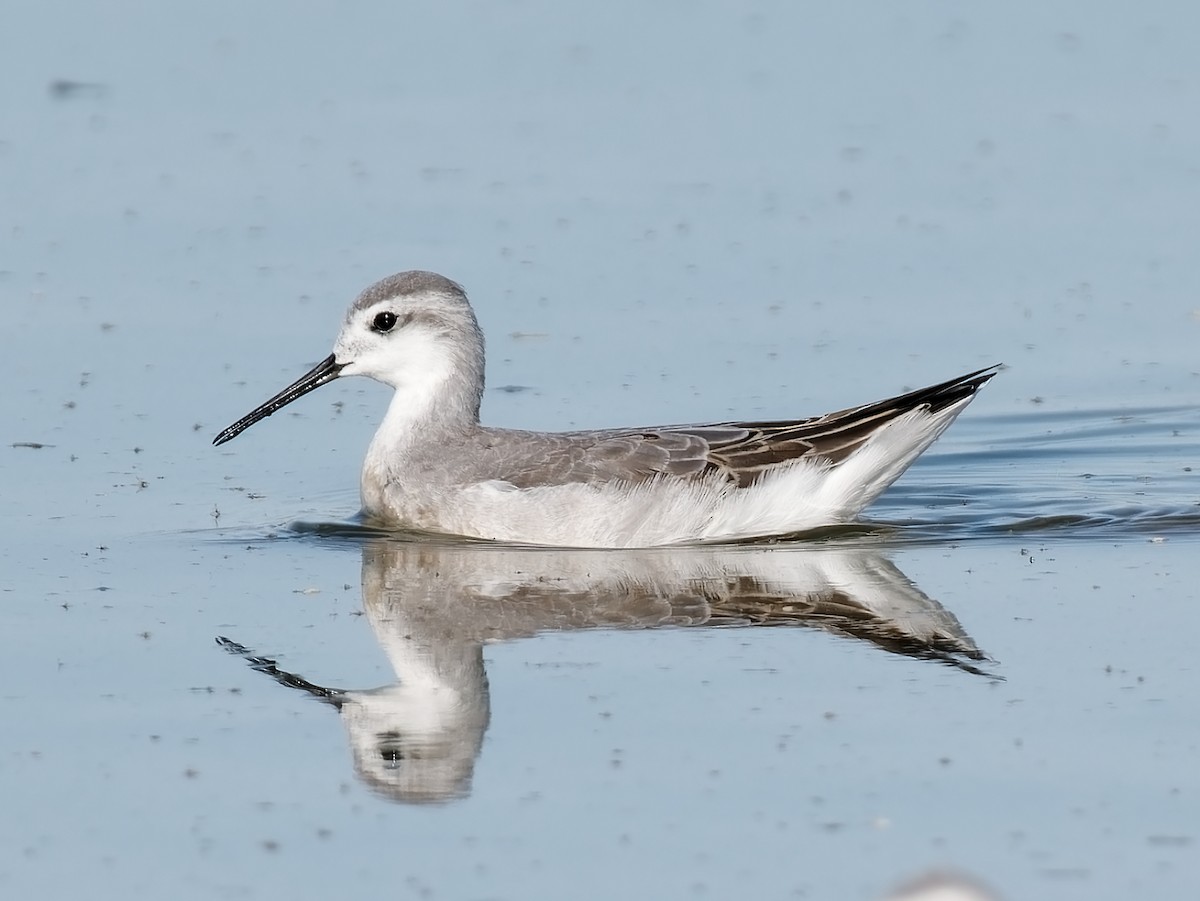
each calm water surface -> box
[4,2,1200,900]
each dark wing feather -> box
[683,364,1000,486]
[495,366,999,489]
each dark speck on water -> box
[47,79,108,100]
[46,79,108,100]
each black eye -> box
[372,311,398,332]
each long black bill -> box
[213,353,345,446]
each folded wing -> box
[497,366,999,490]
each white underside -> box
[370,398,973,548]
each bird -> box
[213,271,997,547]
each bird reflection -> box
[219,539,991,804]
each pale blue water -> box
[3,2,1199,899]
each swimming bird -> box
[213,271,997,547]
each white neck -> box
[360,349,483,492]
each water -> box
[4,2,1200,899]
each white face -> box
[213,284,484,446]
[335,301,417,387]
[333,292,477,391]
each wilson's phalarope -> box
[213,271,997,547]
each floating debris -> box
[48,79,108,101]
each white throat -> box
[356,335,484,495]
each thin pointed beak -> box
[213,353,345,446]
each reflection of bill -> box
[220,540,992,805]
